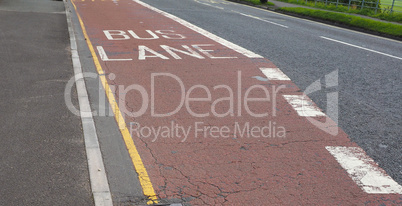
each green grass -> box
[275,0,402,23]
[381,0,402,12]
[372,11,402,22]
[242,0,275,6]
[278,7,402,37]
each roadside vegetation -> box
[242,0,276,6]
[278,7,402,37]
[274,0,402,23]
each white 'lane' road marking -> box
[326,146,402,194]
[283,95,326,117]
[97,46,133,61]
[133,0,263,58]
[260,68,291,80]
[321,36,402,60]
[237,12,289,28]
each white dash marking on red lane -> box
[283,95,325,117]
[260,68,290,80]
[326,146,402,194]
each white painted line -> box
[259,68,290,80]
[326,146,402,194]
[97,46,133,61]
[65,2,113,206]
[321,36,402,60]
[132,0,263,58]
[197,1,224,9]
[237,12,289,28]
[283,95,325,117]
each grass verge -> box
[275,0,402,23]
[278,7,402,37]
[243,0,275,6]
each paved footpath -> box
[69,0,402,205]
[0,0,93,205]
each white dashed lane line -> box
[283,95,326,117]
[326,146,402,194]
[191,0,402,196]
[196,1,225,10]
[321,36,402,60]
[236,12,289,28]
[259,67,291,80]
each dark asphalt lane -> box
[140,0,402,184]
[0,0,93,205]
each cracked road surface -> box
[69,0,402,205]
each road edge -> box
[64,1,113,205]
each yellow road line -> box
[71,1,158,204]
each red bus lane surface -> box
[72,0,402,205]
